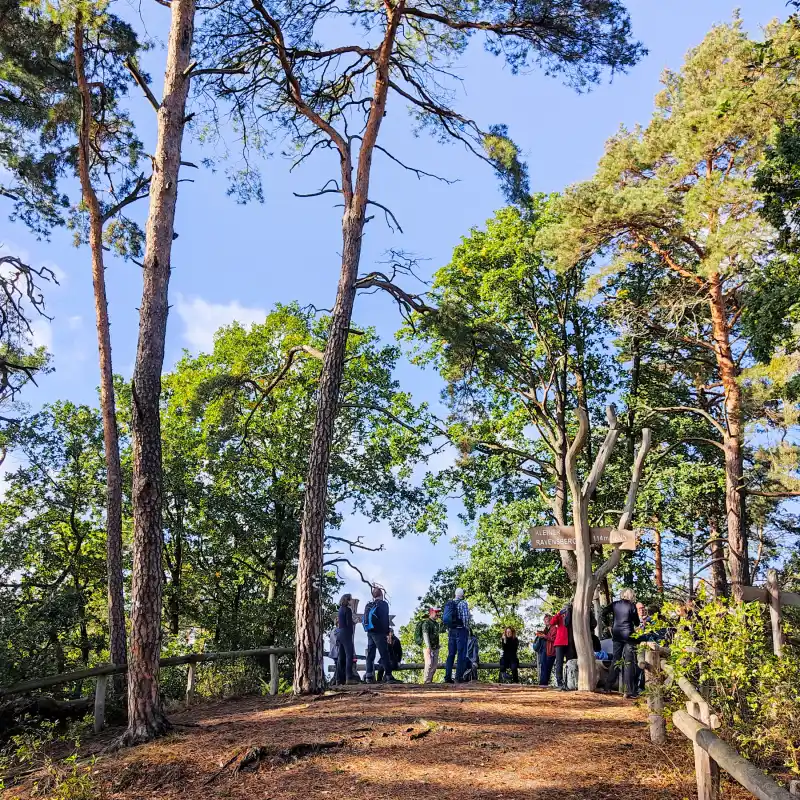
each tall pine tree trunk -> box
[293,3,403,694]
[74,18,127,677]
[121,0,195,745]
[708,272,748,599]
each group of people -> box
[331,588,404,684]
[330,586,479,685]
[329,585,660,695]
[533,589,659,696]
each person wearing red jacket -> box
[550,610,570,691]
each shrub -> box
[667,593,800,776]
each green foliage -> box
[751,122,800,362]
[668,594,800,774]
[0,402,110,685]
[0,0,147,255]
[0,716,97,798]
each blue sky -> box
[1,0,791,639]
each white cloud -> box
[175,293,266,353]
[67,315,83,330]
[31,319,53,353]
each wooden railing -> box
[640,643,798,800]
[326,661,538,674]
[741,569,800,657]
[1,647,293,734]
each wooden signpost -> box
[529,526,638,551]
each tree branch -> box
[123,58,160,111]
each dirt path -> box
[5,684,752,799]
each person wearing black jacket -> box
[377,630,403,682]
[500,627,520,683]
[364,587,401,684]
[604,588,641,697]
[336,594,360,685]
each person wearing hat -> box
[421,607,441,683]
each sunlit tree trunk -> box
[74,17,127,679]
[293,2,403,694]
[708,272,748,600]
[121,0,195,745]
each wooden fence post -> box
[687,700,720,800]
[93,674,108,734]
[185,662,197,709]
[269,653,279,696]
[647,647,666,745]
[767,569,783,658]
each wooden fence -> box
[639,643,798,800]
[741,569,800,657]
[0,647,293,734]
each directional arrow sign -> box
[529,526,637,551]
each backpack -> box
[442,599,463,629]
[414,619,425,647]
[363,601,380,632]
[532,636,544,654]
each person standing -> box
[550,609,570,690]
[535,614,556,686]
[421,607,441,684]
[336,593,360,685]
[500,627,520,683]
[604,588,641,698]
[377,629,403,682]
[363,587,401,684]
[443,588,470,685]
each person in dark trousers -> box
[550,609,570,690]
[336,593,360,685]
[604,588,641,698]
[535,614,556,686]
[500,627,520,683]
[377,629,403,682]
[364,587,401,684]
[444,588,470,684]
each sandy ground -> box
[4,683,753,799]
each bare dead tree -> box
[565,406,651,691]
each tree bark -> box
[293,0,403,695]
[74,18,127,678]
[708,516,728,598]
[708,272,748,599]
[120,0,195,745]
[653,526,663,594]
[565,409,597,692]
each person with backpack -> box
[533,614,555,686]
[363,586,401,684]
[443,588,470,685]
[415,607,441,684]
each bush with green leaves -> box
[667,593,799,775]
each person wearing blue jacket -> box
[363,587,401,684]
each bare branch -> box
[646,406,727,438]
[124,58,160,111]
[325,535,384,554]
[581,405,620,503]
[594,428,652,586]
[366,200,403,233]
